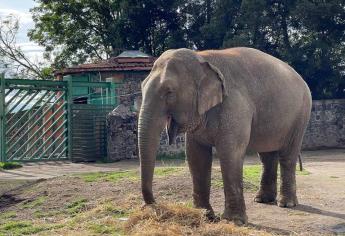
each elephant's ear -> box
[198,61,227,115]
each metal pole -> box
[0,74,6,162]
[67,79,73,160]
[110,83,116,106]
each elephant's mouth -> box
[166,115,179,145]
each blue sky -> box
[0,0,43,57]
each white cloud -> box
[0,8,33,24]
[0,7,44,61]
[17,42,44,52]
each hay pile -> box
[124,203,272,236]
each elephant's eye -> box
[166,91,176,105]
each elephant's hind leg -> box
[186,134,215,220]
[254,151,279,204]
[278,151,299,208]
[278,128,305,208]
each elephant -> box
[138,47,312,225]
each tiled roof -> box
[55,54,155,76]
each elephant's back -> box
[198,47,311,108]
[199,47,312,152]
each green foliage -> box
[29,0,344,98]
[0,162,22,170]
[29,0,188,68]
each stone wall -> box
[114,71,147,109]
[106,105,138,161]
[106,71,345,160]
[158,133,185,155]
[302,99,345,150]
[157,99,345,154]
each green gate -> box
[0,77,116,162]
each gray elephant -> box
[138,47,312,225]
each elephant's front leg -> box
[217,143,248,225]
[186,134,215,220]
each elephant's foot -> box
[254,190,276,204]
[194,203,218,222]
[222,210,248,226]
[205,208,220,222]
[278,195,298,208]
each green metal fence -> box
[71,104,114,162]
[0,76,116,162]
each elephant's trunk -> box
[138,104,165,204]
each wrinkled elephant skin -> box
[138,47,312,225]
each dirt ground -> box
[0,149,344,235]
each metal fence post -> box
[110,82,116,106]
[0,74,6,162]
[67,79,73,161]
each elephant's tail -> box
[298,153,303,171]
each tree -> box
[29,0,125,68]
[220,0,345,99]
[29,0,345,98]
[0,15,52,79]
[29,0,187,68]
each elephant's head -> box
[138,48,227,204]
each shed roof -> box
[55,51,155,76]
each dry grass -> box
[0,166,283,235]
[125,203,273,236]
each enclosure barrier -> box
[0,76,116,162]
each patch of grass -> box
[213,165,262,191]
[0,211,17,219]
[154,167,183,176]
[330,176,339,179]
[243,165,262,190]
[213,165,309,191]
[88,223,122,235]
[98,202,129,218]
[33,209,62,219]
[0,221,60,235]
[296,169,310,176]
[157,152,186,160]
[78,167,184,183]
[0,162,22,170]
[64,199,131,235]
[21,196,47,209]
[66,198,88,215]
[78,170,137,183]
